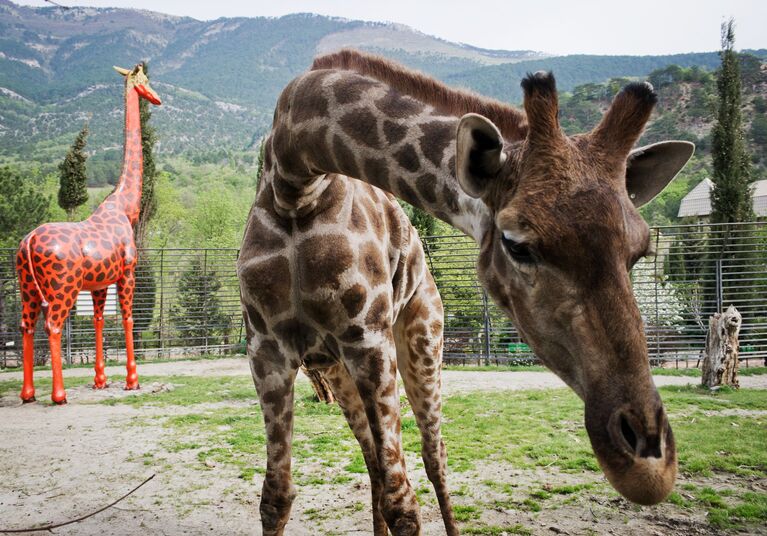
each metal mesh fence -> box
[0,249,242,367]
[1,222,765,368]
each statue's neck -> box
[103,87,143,224]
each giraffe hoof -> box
[124,383,140,391]
[21,396,36,404]
[93,381,108,389]
[52,398,68,405]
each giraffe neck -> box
[267,70,492,241]
[102,87,143,224]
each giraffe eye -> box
[501,231,535,264]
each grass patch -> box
[669,485,767,529]
[19,370,759,532]
[651,366,767,377]
[463,524,532,535]
[443,365,548,372]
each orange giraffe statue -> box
[15,63,161,404]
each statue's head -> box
[113,63,161,105]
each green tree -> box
[0,167,51,354]
[132,63,159,346]
[57,123,89,221]
[135,62,158,248]
[170,256,231,347]
[0,167,50,249]
[710,20,754,224]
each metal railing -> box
[1,222,765,368]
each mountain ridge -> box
[1,0,765,169]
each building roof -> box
[677,178,767,218]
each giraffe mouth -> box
[135,84,162,105]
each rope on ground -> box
[0,474,155,534]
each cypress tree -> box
[58,123,89,220]
[135,62,158,248]
[133,62,159,346]
[710,19,754,224]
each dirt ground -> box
[0,358,765,535]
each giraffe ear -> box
[626,141,695,207]
[456,113,506,198]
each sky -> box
[15,0,767,56]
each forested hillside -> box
[1,0,766,250]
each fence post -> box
[64,315,72,365]
[715,258,723,315]
[203,249,209,352]
[653,228,661,366]
[159,249,165,357]
[482,291,491,366]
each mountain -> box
[0,0,765,180]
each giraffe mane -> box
[311,49,529,141]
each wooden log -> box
[701,305,742,389]
[302,366,335,404]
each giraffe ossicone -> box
[240,49,693,535]
[16,63,161,405]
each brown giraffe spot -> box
[415,174,438,204]
[244,303,267,335]
[363,157,390,191]
[297,235,353,293]
[359,242,388,286]
[398,179,420,207]
[375,89,425,119]
[349,203,368,233]
[243,214,286,254]
[242,256,291,316]
[383,120,408,145]
[418,121,453,168]
[394,144,420,173]
[341,284,367,318]
[365,293,391,332]
[291,73,329,123]
[339,108,381,149]
[339,324,365,343]
[310,178,346,226]
[441,183,460,214]
[303,298,340,330]
[332,134,361,179]
[333,76,377,105]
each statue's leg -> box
[395,274,457,536]
[322,363,388,535]
[39,280,78,405]
[19,298,41,403]
[91,288,108,388]
[16,249,41,403]
[117,270,139,390]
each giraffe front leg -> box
[249,338,299,536]
[117,272,139,390]
[91,288,108,389]
[323,363,388,535]
[343,338,421,536]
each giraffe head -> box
[456,72,693,505]
[114,63,162,105]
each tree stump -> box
[701,305,742,389]
[302,367,335,404]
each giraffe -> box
[15,63,161,405]
[238,50,694,535]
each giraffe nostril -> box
[620,414,638,453]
